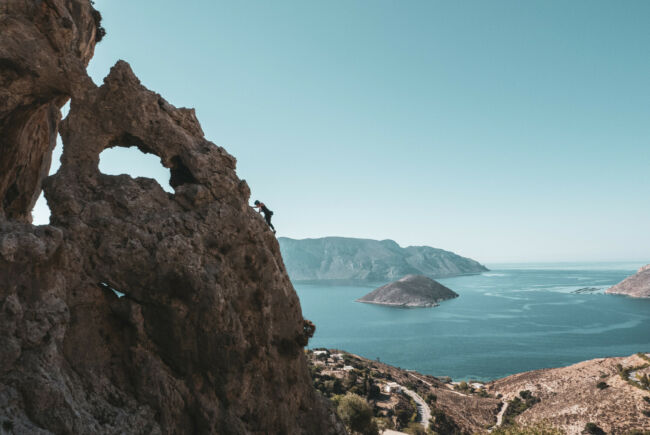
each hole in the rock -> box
[170,156,197,188]
[99,146,173,193]
[32,191,50,225]
[98,282,125,298]
[32,128,65,225]
[31,101,69,225]
[60,99,70,120]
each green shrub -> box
[454,381,472,393]
[504,397,527,425]
[408,398,418,422]
[404,381,417,390]
[637,352,650,363]
[374,417,393,431]
[344,371,359,389]
[323,378,344,396]
[367,384,381,400]
[428,408,462,434]
[395,407,412,428]
[491,421,563,435]
[584,422,605,435]
[336,393,377,435]
[596,381,609,390]
[90,7,106,42]
[403,422,427,435]
[502,391,541,426]
[639,374,650,388]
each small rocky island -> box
[606,264,650,298]
[356,275,459,307]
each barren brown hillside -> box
[488,353,650,434]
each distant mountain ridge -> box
[278,236,488,281]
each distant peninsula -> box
[278,237,488,282]
[606,264,650,298]
[356,275,459,307]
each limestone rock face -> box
[356,274,459,307]
[0,3,344,434]
[0,0,100,221]
[606,264,650,298]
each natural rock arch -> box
[99,145,174,193]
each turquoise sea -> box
[295,263,650,381]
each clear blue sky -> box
[33,0,650,263]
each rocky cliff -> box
[278,237,488,282]
[0,0,99,222]
[0,2,343,434]
[606,264,650,298]
[356,275,458,307]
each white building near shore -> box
[383,382,402,393]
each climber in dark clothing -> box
[254,200,275,233]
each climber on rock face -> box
[254,200,276,233]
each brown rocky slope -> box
[606,264,650,298]
[0,2,343,434]
[308,350,650,434]
[488,353,650,434]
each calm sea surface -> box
[295,263,650,381]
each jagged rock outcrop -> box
[0,2,344,434]
[279,236,488,282]
[356,275,458,307]
[0,0,101,221]
[606,264,650,298]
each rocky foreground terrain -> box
[606,265,650,298]
[489,353,650,434]
[308,350,650,435]
[307,349,500,434]
[278,237,488,282]
[0,1,343,433]
[356,275,459,308]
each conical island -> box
[356,275,459,307]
